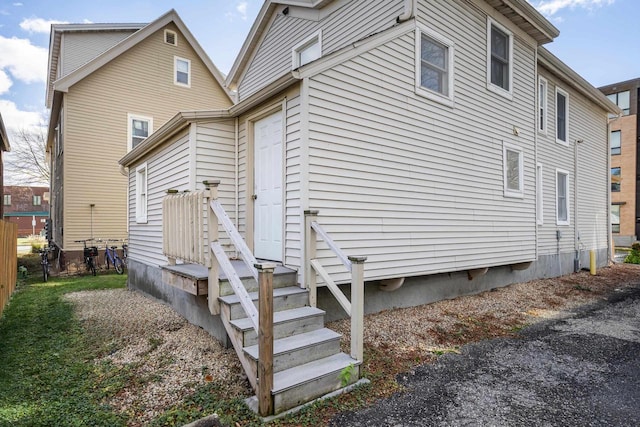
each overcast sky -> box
[0,0,638,157]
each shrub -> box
[624,243,640,264]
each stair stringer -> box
[219,302,258,392]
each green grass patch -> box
[0,274,127,427]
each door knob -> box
[252,194,258,200]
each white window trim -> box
[536,163,543,225]
[292,30,322,69]
[503,142,524,198]
[164,29,177,46]
[486,17,513,100]
[174,56,191,88]
[414,24,455,107]
[538,77,548,134]
[555,168,570,226]
[135,162,148,224]
[127,113,153,152]
[555,86,569,146]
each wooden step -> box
[271,353,361,414]
[229,306,325,347]
[219,286,308,320]
[219,267,297,297]
[244,328,341,378]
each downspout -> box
[534,49,539,263]
[574,138,582,271]
[235,116,239,259]
[397,0,417,22]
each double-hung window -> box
[292,31,322,69]
[556,87,569,145]
[415,25,454,105]
[611,167,621,192]
[136,163,148,224]
[33,195,41,206]
[537,163,543,225]
[503,142,524,198]
[611,130,621,155]
[3,194,10,205]
[606,91,630,116]
[487,19,512,97]
[128,114,153,151]
[611,205,620,234]
[538,77,548,133]
[556,169,569,225]
[174,57,191,87]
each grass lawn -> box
[0,274,127,427]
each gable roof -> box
[226,0,559,90]
[0,112,9,152]
[47,9,232,107]
[537,47,620,115]
[46,22,144,108]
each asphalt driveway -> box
[331,287,640,426]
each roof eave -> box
[0,113,9,152]
[538,47,621,115]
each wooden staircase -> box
[217,265,361,415]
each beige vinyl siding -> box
[61,31,136,77]
[195,120,236,254]
[128,131,190,266]
[305,3,538,282]
[537,67,609,256]
[62,22,231,251]
[238,0,403,100]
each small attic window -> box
[164,29,177,46]
[292,31,322,69]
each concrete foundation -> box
[127,249,610,342]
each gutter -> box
[397,0,416,22]
[538,47,620,115]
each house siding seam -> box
[537,67,609,258]
[195,120,237,255]
[60,22,231,250]
[305,2,539,283]
[238,0,404,101]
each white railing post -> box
[256,262,275,416]
[164,189,179,266]
[304,210,318,308]
[348,255,366,363]
[205,180,221,315]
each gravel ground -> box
[63,263,640,425]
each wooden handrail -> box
[305,210,366,362]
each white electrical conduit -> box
[397,0,416,22]
[379,277,405,292]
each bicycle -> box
[99,239,125,274]
[74,239,98,276]
[39,247,51,282]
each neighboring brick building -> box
[599,78,640,247]
[2,186,50,237]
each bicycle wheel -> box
[42,262,48,282]
[89,257,97,276]
[114,257,124,274]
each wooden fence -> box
[0,219,18,317]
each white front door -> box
[253,111,283,261]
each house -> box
[45,9,232,262]
[2,186,50,237]
[0,113,8,219]
[120,0,618,415]
[598,78,639,247]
